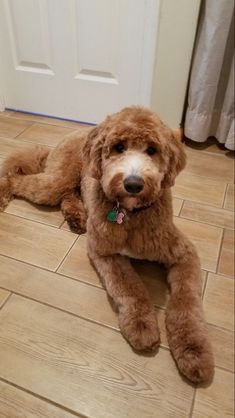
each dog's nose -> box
[124,176,144,194]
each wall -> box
[151,0,201,128]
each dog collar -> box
[107,201,153,223]
[132,202,154,213]
[107,202,126,224]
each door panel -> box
[6,0,53,73]
[0,0,160,123]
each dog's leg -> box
[61,192,87,234]
[9,173,69,206]
[0,177,12,211]
[165,233,214,383]
[0,146,50,211]
[88,250,160,351]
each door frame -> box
[138,0,161,106]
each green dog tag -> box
[107,210,117,222]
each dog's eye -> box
[146,146,157,156]
[114,143,125,153]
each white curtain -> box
[184,0,234,150]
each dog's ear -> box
[162,132,186,188]
[83,123,106,179]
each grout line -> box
[206,319,234,333]
[0,253,77,279]
[172,192,227,210]
[0,288,120,333]
[0,253,104,291]
[212,271,234,280]
[202,271,208,300]
[4,208,63,230]
[214,365,235,375]
[0,292,12,310]
[182,169,232,184]
[50,270,103,290]
[59,219,66,229]
[0,376,88,418]
[13,122,36,139]
[179,213,234,231]
[178,199,185,217]
[189,387,197,418]
[215,228,225,275]
[174,212,224,231]
[9,137,56,149]
[222,183,229,209]
[208,321,235,334]
[55,234,80,272]
[174,211,231,231]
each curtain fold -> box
[184,0,234,150]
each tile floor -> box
[0,111,234,418]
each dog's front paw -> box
[66,216,86,234]
[172,337,214,383]
[119,308,160,352]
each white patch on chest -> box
[119,247,144,260]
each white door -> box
[0,0,159,123]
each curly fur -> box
[0,106,214,383]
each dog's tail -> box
[0,145,50,211]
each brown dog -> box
[0,107,214,383]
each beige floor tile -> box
[17,123,79,147]
[9,110,91,129]
[0,136,44,159]
[181,201,234,230]
[204,273,234,331]
[0,116,33,138]
[224,184,234,211]
[0,213,76,270]
[185,148,234,182]
[0,289,10,308]
[174,217,223,272]
[0,380,78,418]
[173,172,226,207]
[6,198,64,227]
[58,235,101,286]
[0,255,117,329]
[172,197,183,216]
[0,110,13,117]
[0,295,194,418]
[218,229,234,278]
[192,368,234,418]
[208,325,234,372]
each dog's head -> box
[84,107,186,211]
